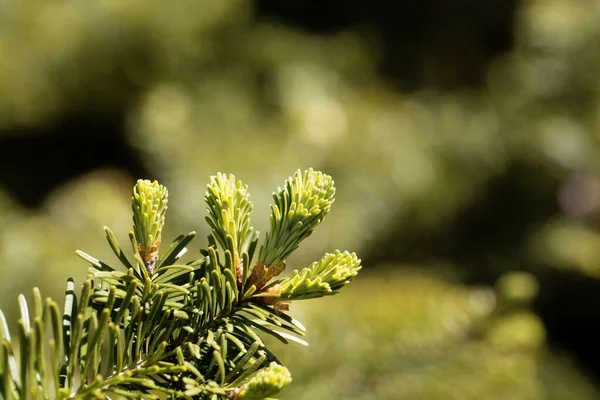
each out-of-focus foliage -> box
[0,171,133,310]
[272,270,598,400]
[2,0,600,396]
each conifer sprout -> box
[0,169,361,399]
[277,250,362,300]
[231,362,292,400]
[205,173,254,259]
[132,179,168,275]
[259,168,335,268]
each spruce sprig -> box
[0,169,361,399]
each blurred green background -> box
[2,0,600,398]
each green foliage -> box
[278,250,361,300]
[231,363,291,400]
[0,169,360,399]
[205,173,254,260]
[132,180,169,275]
[259,169,335,268]
[1,0,600,397]
[273,271,598,400]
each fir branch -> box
[0,169,360,400]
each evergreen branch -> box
[155,231,197,272]
[0,169,360,400]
